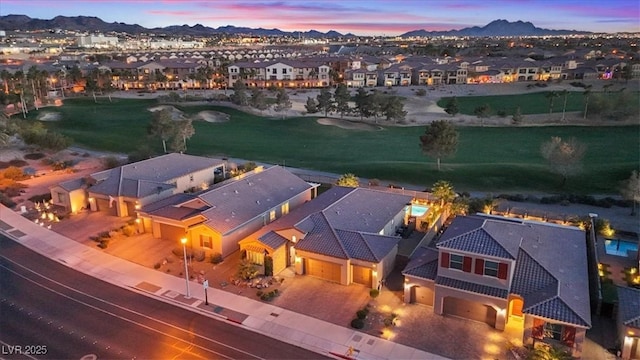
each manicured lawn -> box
[437,90,639,116]
[29,97,640,194]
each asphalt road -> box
[0,235,330,360]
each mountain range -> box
[0,15,592,38]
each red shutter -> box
[532,318,545,339]
[498,263,508,279]
[440,252,450,268]
[463,256,472,272]
[562,326,576,347]
[475,259,484,275]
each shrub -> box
[350,318,365,329]
[122,225,136,237]
[210,252,223,264]
[102,156,122,169]
[256,290,264,297]
[237,259,259,280]
[98,231,111,239]
[415,88,427,96]
[356,309,368,319]
[98,239,110,249]
[2,166,25,180]
[0,193,16,208]
[153,262,161,269]
[193,249,206,262]
[264,256,273,276]
[369,289,379,298]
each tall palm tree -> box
[545,91,560,118]
[560,90,569,122]
[582,85,593,120]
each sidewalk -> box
[0,205,445,360]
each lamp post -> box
[181,237,191,298]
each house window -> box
[281,202,289,215]
[450,254,464,270]
[57,192,65,203]
[272,68,277,74]
[282,68,287,74]
[484,260,499,277]
[270,210,276,222]
[544,323,563,341]
[199,234,212,249]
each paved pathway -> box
[0,205,445,360]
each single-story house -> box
[403,214,592,358]
[617,286,640,360]
[240,186,417,287]
[51,153,225,217]
[138,165,318,257]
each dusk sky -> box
[1,0,639,35]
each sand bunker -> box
[147,105,187,121]
[194,111,230,123]
[317,118,382,131]
[37,112,62,121]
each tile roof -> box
[199,166,314,235]
[437,228,515,259]
[402,246,439,280]
[295,212,349,259]
[259,231,288,250]
[524,297,590,327]
[320,188,412,233]
[617,286,640,329]
[436,276,509,299]
[58,178,86,192]
[89,153,224,198]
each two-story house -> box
[403,214,592,358]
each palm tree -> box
[560,90,569,122]
[0,69,11,94]
[582,85,592,120]
[545,91,560,118]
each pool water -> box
[411,205,429,217]
[604,239,639,257]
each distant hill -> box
[0,14,349,38]
[400,19,592,37]
[0,16,593,38]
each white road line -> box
[0,258,263,360]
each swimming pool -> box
[411,204,429,217]
[604,239,639,257]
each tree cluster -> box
[147,108,195,153]
[305,85,407,123]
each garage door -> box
[352,265,372,286]
[306,259,341,283]
[443,297,496,327]
[412,286,434,306]
[96,198,118,216]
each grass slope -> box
[31,97,639,194]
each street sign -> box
[203,280,209,289]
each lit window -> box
[450,254,463,270]
[270,210,276,222]
[200,235,212,249]
[484,261,499,277]
[281,202,289,215]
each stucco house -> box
[402,214,592,358]
[617,286,640,359]
[138,165,318,257]
[50,153,225,217]
[239,186,416,287]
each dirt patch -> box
[193,110,230,123]
[317,118,382,131]
[37,111,62,121]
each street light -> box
[181,237,191,298]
